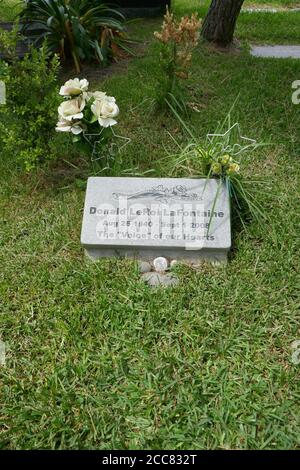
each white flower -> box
[58,96,85,122]
[55,119,83,135]
[88,90,107,102]
[91,95,119,128]
[59,78,89,97]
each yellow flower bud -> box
[227,163,240,174]
[211,162,222,175]
[220,154,231,165]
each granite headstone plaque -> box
[81,177,231,263]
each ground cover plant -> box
[0,0,300,450]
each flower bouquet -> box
[56,78,123,164]
[167,111,268,231]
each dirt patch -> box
[204,38,243,56]
[58,41,146,85]
[59,56,132,85]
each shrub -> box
[0,27,60,171]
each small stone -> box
[170,260,178,268]
[153,257,169,273]
[211,260,221,266]
[139,261,152,273]
[211,260,225,267]
[142,272,179,288]
[161,274,179,287]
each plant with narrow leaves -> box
[19,0,133,72]
[167,106,268,231]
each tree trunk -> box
[201,0,245,46]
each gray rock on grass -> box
[142,272,179,288]
[139,261,152,273]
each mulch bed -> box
[0,20,148,84]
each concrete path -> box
[243,8,300,13]
[251,45,300,59]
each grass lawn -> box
[0,0,300,450]
[1,0,300,22]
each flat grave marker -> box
[81,177,231,263]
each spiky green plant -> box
[166,105,269,231]
[19,0,133,72]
